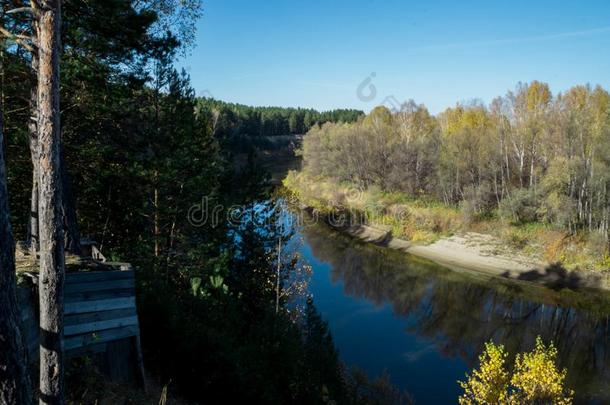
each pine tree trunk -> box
[37,1,65,403]
[29,50,40,253]
[29,50,80,256]
[0,50,33,405]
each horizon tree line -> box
[197,97,363,137]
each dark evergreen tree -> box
[0,45,32,405]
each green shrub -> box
[460,183,497,224]
[499,188,541,224]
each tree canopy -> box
[301,82,610,241]
[197,97,363,137]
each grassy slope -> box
[284,171,610,272]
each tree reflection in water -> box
[299,216,610,402]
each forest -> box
[197,97,363,137]
[0,1,605,404]
[293,82,610,271]
[0,1,391,404]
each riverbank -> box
[336,223,610,290]
[285,171,610,291]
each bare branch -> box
[6,7,34,15]
[0,26,35,52]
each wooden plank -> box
[65,342,108,359]
[64,325,140,351]
[65,307,137,327]
[15,266,144,371]
[65,288,134,303]
[65,315,139,337]
[65,270,134,285]
[64,297,136,315]
[65,278,135,295]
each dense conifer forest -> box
[197,98,363,137]
[0,1,383,403]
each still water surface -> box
[282,205,610,404]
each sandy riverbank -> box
[334,222,610,291]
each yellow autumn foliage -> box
[458,342,509,405]
[459,337,574,405]
[508,337,574,405]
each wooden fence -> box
[18,267,145,386]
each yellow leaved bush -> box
[459,342,509,404]
[459,337,574,405]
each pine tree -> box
[0,45,33,405]
[36,0,66,403]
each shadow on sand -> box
[502,262,603,290]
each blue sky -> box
[177,0,610,114]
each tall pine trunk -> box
[37,0,65,403]
[29,47,40,253]
[0,48,33,405]
[29,28,80,256]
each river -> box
[277,200,610,404]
